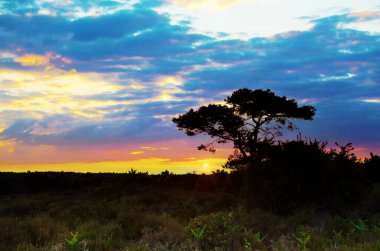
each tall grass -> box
[0,172,380,250]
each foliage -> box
[187,212,244,250]
[252,231,266,243]
[187,211,268,250]
[329,230,343,248]
[65,232,82,251]
[173,88,315,165]
[293,231,311,251]
[0,170,380,250]
[224,136,370,213]
[189,225,205,243]
[350,219,368,233]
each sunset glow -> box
[0,0,379,173]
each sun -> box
[203,162,209,170]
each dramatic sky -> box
[0,0,379,173]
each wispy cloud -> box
[169,0,247,11]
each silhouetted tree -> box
[172,89,316,166]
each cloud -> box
[363,99,380,103]
[129,151,144,155]
[13,54,50,66]
[349,10,380,20]
[177,13,380,148]
[0,3,379,160]
[0,67,123,120]
[0,6,205,62]
[169,0,247,11]
[70,9,167,41]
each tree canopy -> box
[172,88,316,163]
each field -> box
[1,169,380,251]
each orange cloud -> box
[0,68,123,120]
[140,146,157,150]
[13,53,73,67]
[14,54,50,66]
[350,10,380,19]
[129,151,144,155]
[0,140,16,153]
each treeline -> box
[1,138,380,214]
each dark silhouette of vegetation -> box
[236,136,372,213]
[363,153,380,182]
[0,159,379,250]
[0,88,379,250]
[172,88,377,214]
[173,88,315,167]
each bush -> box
[187,211,265,250]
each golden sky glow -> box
[0,67,123,124]
[0,0,379,173]
[0,56,224,173]
[13,54,50,66]
[0,158,227,174]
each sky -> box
[0,0,379,173]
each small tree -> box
[172,89,315,166]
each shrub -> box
[187,211,263,250]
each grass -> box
[0,171,380,250]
